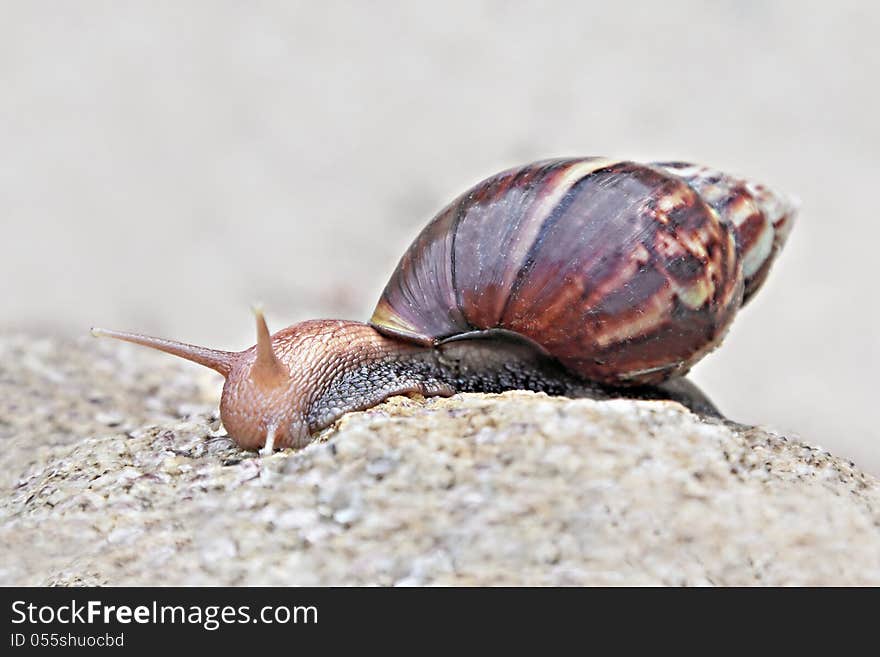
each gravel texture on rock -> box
[2,335,878,586]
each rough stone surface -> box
[2,335,879,586]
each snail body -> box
[93,157,796,451]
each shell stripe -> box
[451,159,564,326]
[448,158,622,332]
[493,160,623,327]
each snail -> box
[92,157,796,453]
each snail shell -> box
[371,157,796,385]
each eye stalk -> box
[217,307,303,453]
[250,305,287,388]
[88,326,235,376]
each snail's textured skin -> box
[93,157,795,450]
[372,158,795,385]
[222,320,721,449]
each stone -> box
[1,335,878,585]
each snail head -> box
[91,308,332,452]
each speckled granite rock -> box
[1,335,879,586]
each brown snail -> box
[92,157,796,452]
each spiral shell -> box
[370,157,796,385]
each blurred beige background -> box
[2,2,878,472]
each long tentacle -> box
[90,327,235,377]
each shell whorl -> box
[651,161,797,303]
[370,157,796,385]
